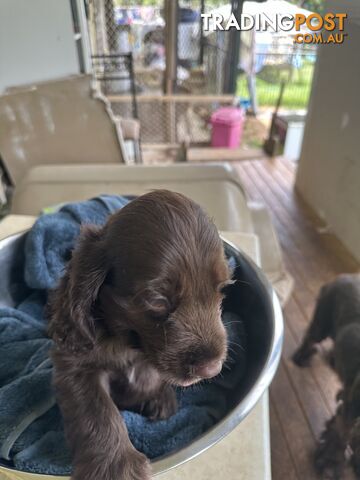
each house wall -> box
[295,11,360,262]
[0,0,80,93]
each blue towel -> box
[0,195,246,475]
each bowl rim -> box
[152,236,283,475]
[0,233,283,478]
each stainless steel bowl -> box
[0,232,283,478]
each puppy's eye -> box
[148,303,177,324]
[146,299,172,323]
[143,294,169,313]
[143,291,177,324]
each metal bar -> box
[91,53,132,59]
[164,0,178,143]
[199,0,205,65]
[128,52,138,119]
[96,76,132,81]
[164,0,178,95]
[91,52,138,119]
[224,0,245,94]
[107,94,235,103]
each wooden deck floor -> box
[235,157,360,480]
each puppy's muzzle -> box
[192,359,223,379]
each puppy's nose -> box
[193,359,222,379]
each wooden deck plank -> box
[264,158,358,274]
[237,161,317,316]
[270,361,318,479]
[235,156,359,480]
[281,321,333,437]
[284,296,340,413]
[245,161,335,288]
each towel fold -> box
[0,195,246,475]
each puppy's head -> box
[101,190,231,386]
[50,190,231,385]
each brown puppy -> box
[48,190,231,480]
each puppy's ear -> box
[48,225,108,354]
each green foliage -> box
[237,62,315,109]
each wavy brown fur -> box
[48,190,231,480]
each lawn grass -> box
[237,62,315,109]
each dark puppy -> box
[293,274,360,369]
[48,190,231,480]
[293,274,360,478]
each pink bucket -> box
[210,107,244,148]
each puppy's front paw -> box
[73,449,151,480]
[120,449,152,480]
[314,436,345,479]
[292,344,316,367]
[143,386,177,421]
